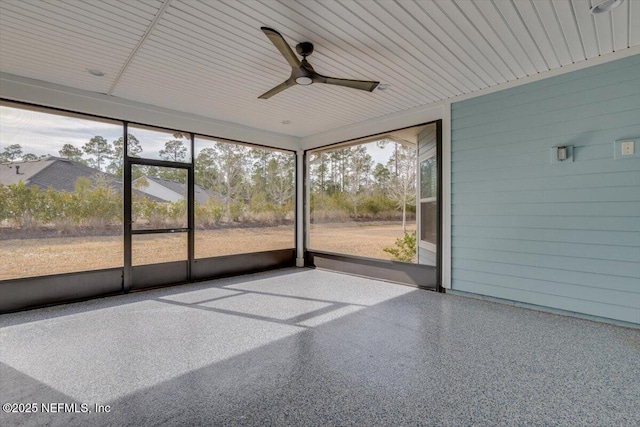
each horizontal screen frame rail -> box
[131,228,189,235]
[306,250,438,289]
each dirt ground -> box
[0,222,412,280]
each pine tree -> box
[59,144,84,162]
[1,144,23,162]
[195,147,220,191]
[109,134,142,176]
[159,139,187,162]
[343,145,372,219]
[82,136,113,171]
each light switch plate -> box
[615,138,640,160]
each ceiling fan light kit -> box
[295,76,313,85]
[258,27,380,99]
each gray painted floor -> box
[1,268,639,426]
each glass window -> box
[420,157,437,199]
[127,124,191,163]
[308,138,417,262]
[419,155,438,247]
[420,201,437,245]
[0,103,123,280]
[193,137,295,258]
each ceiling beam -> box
[107,0,174,96]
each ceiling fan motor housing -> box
[296,42,314,57]
[292,59,315,85]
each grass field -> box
[0,222,413,280]
[310,221,415,259]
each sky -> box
[311,139,397,167]
[0,106,192,160]
[0,106,123,157]
[368,140,396,166]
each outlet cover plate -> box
[550,145,574,164]
[615,138,640,160]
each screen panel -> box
[131,165,188,230]
[0,103,123,280]
[193,137,295,258]
[132,233,187,266]
[308,138,416,263]
[127,124,191,163]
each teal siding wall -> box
[450,55,640,324]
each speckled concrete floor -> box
[1,268,639,426]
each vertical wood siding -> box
[450,55,640,324]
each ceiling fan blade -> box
[261,27,301,68]
[258,78,295,99]
[316,75,380,92]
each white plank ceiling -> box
[1,0,638,138]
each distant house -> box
[0,157,162,201]
[0,156,117,192]
[132,176,223,204]
[0,159,222,205]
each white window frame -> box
[418,146,437,253]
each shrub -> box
[40,189,81,231]
[249,210,278,225]
[230,201,245,222]
[167,199,187,226]
[361,194,396,216]
[81,183,120,228]
[4,182,40,228]
[0,184,9,225]
[133,196,167,228]
[195,200,225,228]
[383,231,416,262]
[311,209,350,223]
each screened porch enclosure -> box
[0,102,296,312]
[305,121,442,289]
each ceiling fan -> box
[258,27,380,99]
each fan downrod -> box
[295,42,314,58]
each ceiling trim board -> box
[0,72,299,151]
[301,103,446,151]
